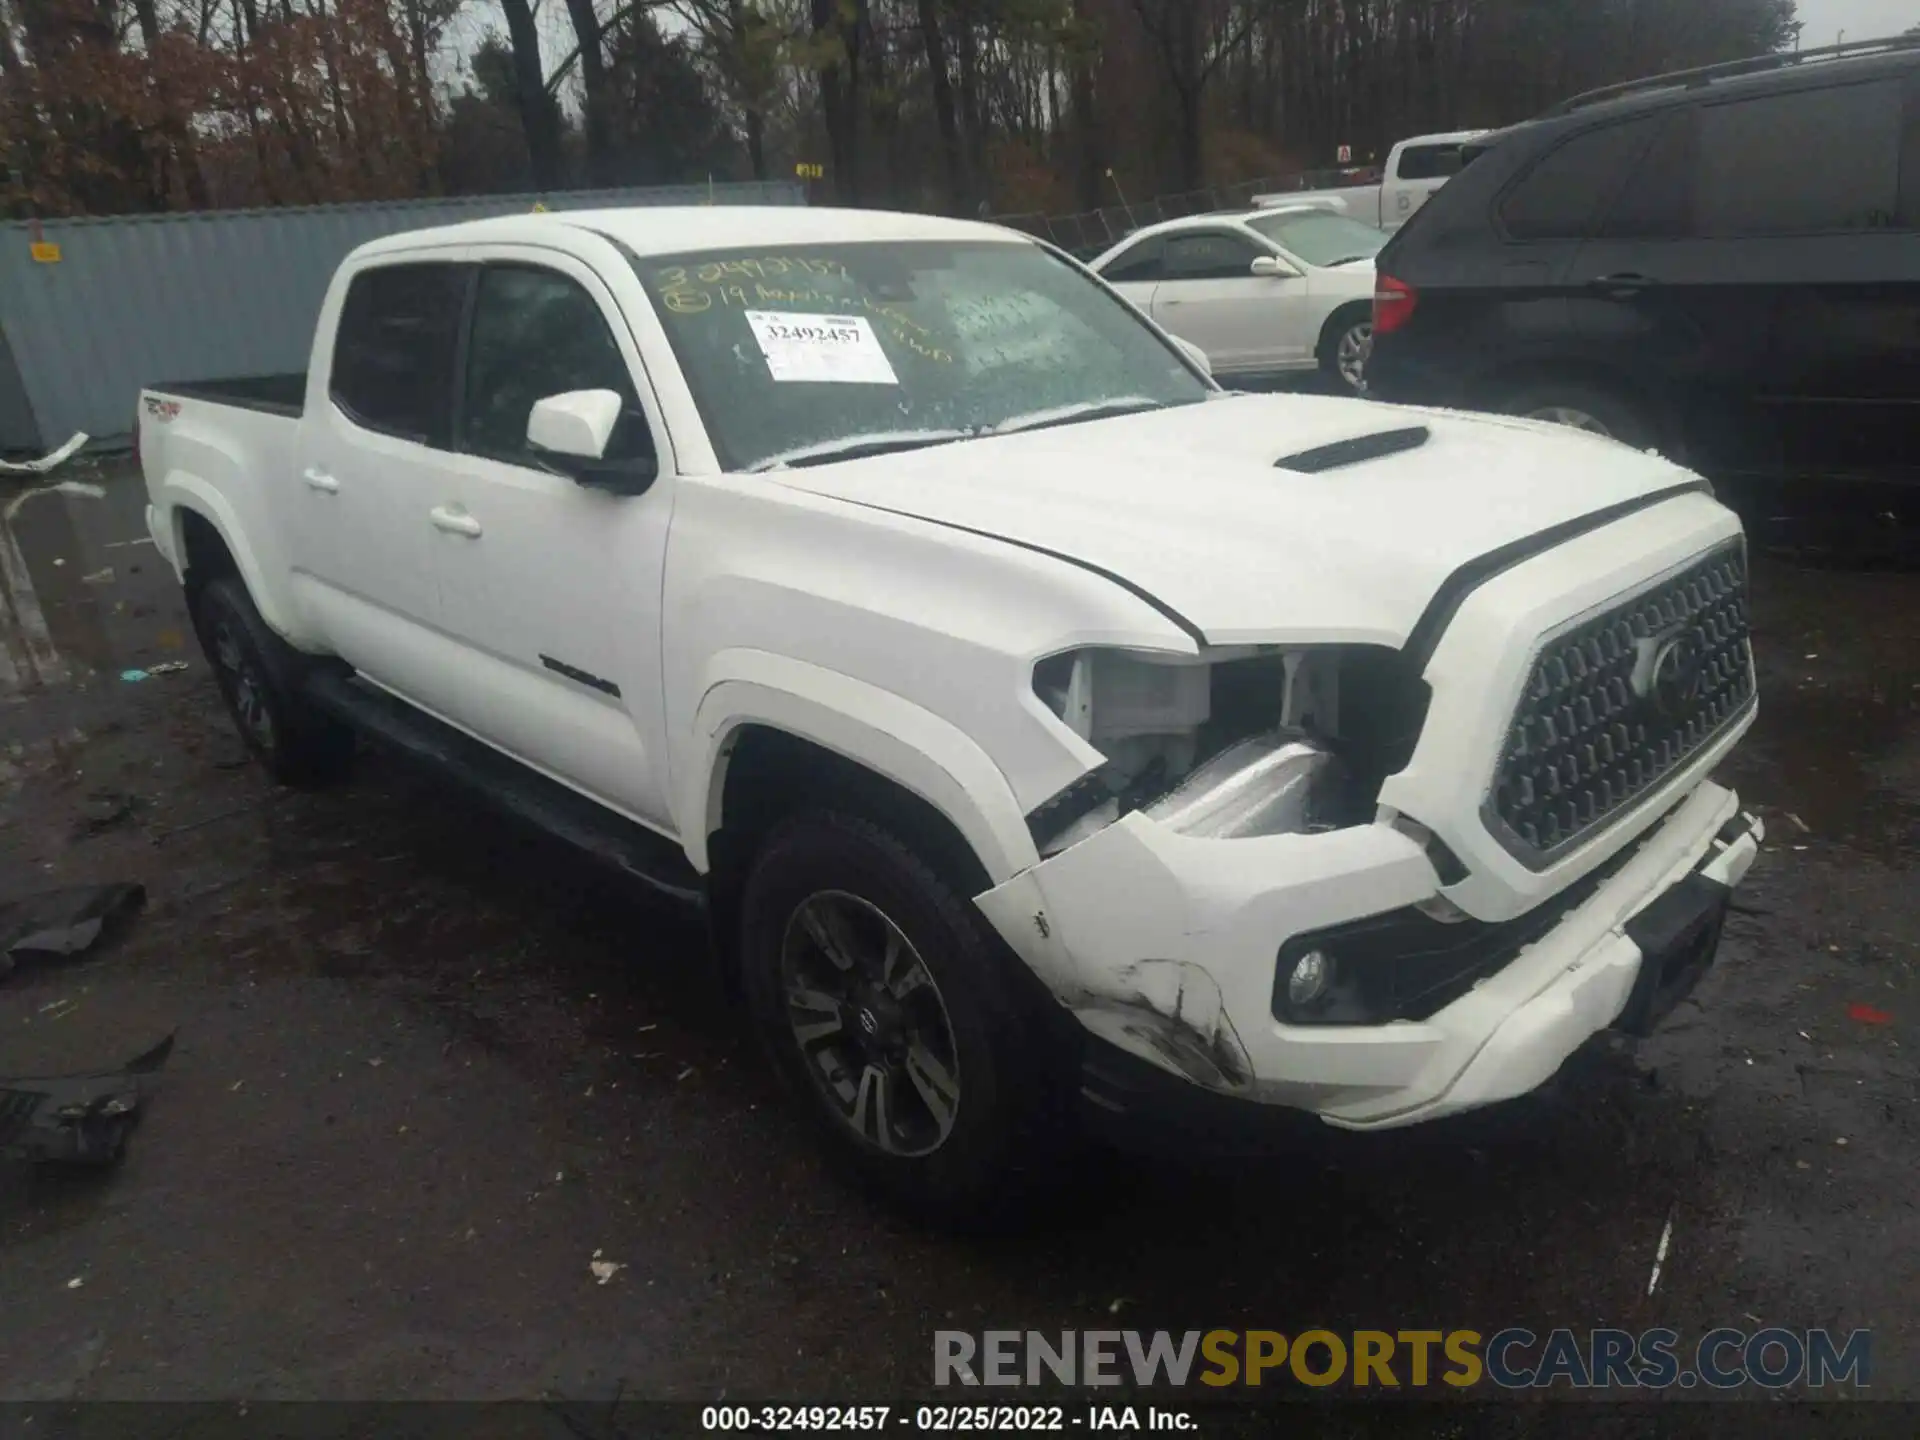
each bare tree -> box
[500,0,565,186]
[914,0,965,206]
[1126,0,1254,190]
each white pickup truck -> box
[138,205,1762,1222]
[1255,130,1488,232]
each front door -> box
[1154,229,1306,372]
[428,251,678,829]
[1095,234,1166,319]
[288,259,468,691]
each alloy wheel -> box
[211,619,276,751]
[779,889,962,1158]
[1337,322,1373,391]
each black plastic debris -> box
[0,883,146,979]
[0,1033,174,1166]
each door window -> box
[1499,114,1665,241]
[1599,113,1695,240]
[1164,231,1265,280]
[459,266,654,467]
[1099,238,1165,283]
[1693,80,1904,236]
[329,263,467,446]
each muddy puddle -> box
[1,468,184,694]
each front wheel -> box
[1327,317,1374,394]
[737,812,1069,1225]
[1317,307,1374,395]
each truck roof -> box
[1390,129,1488,148]
[352,205,1025,262]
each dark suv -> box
[1367,38,1920,489]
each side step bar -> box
[303,670,706,907]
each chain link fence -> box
[991,167,1384,260]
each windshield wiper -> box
[990,397,1167,437]
[1322,254,1376,267]
[748,430,970,472]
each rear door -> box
[1419,113,1668,401]
[1155,228,1308,371]
[290,259,468,686]
[1497,112,1665,296]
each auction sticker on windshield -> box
[745,311,899,385]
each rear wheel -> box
[1499,379,1660,452]
[190,576,354,787]
[738,811,1070,1226]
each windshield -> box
[1243,211,1388,268]
[633,241,1213,472]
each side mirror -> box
[1249,255,1295,278]
[527,388,657,496]
[1172,336,1212,376]
[528,389,620,461]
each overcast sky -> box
[1791,0,1919,44]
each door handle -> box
[1588,272,1658,293]
[429,505,482,538]
[302,468,339,493]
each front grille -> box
[1487,543,1754,867]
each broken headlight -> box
[1029,647,1376,853]
[1143,733,1343,839]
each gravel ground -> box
[1,460,1915,1417]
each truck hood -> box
[766,392,1706,648]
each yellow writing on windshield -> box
[657,257,850,285]
[890,332,954,364]
[754,284,837,307]
[650,263,955,363]
[654,256,852,314]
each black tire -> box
[1318,305,1374,395]
[190,576,354,787]
[1498,379,1660,451]
[738,811,1071,1226]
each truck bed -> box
[151,373,306,418]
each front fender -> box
[683,650,1040,885]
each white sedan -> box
[1090,206,1385,392]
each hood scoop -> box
[1275,425,1431,474]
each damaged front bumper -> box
[976,779,1762,1136]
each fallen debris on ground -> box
[0,884,145,979]
[0,434,89,476]
[0,1033,174,1166]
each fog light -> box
[1287,949,1335,1008]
